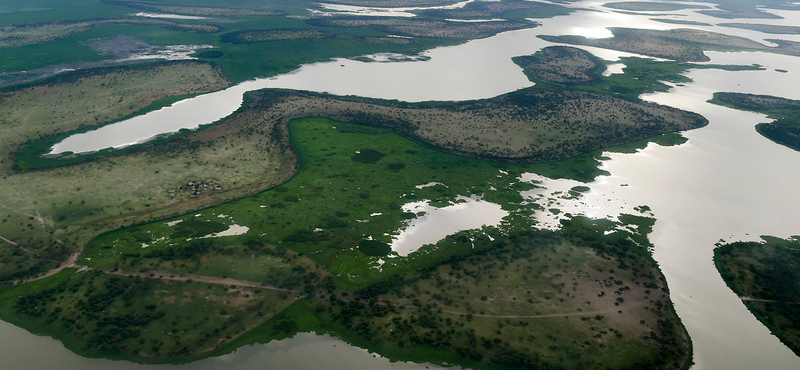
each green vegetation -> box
[220,28,336,44]
[0,18,219,49]
[100,0,288,16]
[0,0,465,85]
[696,0,786,19]
[650,19,712,26]
[20,84,707,170]
[0,96,696,366]
[574,57,762,101]
[709,92,800,151]
[0,52,709,284]
[720,23,800,35]
[80,117,540,288]
[0,1,710,367]
[0,268,303,362]
[510,48,761,102]
[540,27,800,62]
[321,0,461,6]
[306,18,536,40]
[219,216,690,370]
[714,236,800,356]
[417,0,572,21]
[603,2,708,11]
[0,61,231,282]
[512,46,605,86]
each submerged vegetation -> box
[714,236,800,356]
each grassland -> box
[0,51,712,284]
[603,2,708,11]
[0,62,232,282]
[720,23,800,35]
[3,116,689,367]
[571,57,762,101]
[0,18,220,49]
[0,0,467,85]
[0,268,304,362]
[651,19,712,26]
[512,46,606,85]
[416,0,572,21]
[226,87,706,164]
[685,0,794,19]
[511,46,762,101]
[100,0,288,17]
[313,217,690,370]
[540,27,800,62]
[708,92,800,151]
[320,0,461,6]
[0,2,705,365]
[714,236,800,356]
[220,28,336,43]
[306,17,536,40]
[217,216,690,370]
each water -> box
[11,1,800,369]
[0,320,442,370]
[390,195,508,256]
[50,8,663,154]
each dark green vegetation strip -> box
[306,17,536,40]
[709,92,800,151]
[221,28,336,44]
[714,236,800,356]
[720,23,800,34]
[690,0,797,19]
[0,18,221,49]
[321,0,461,6]
[416,0,572,21]
[603,2,708,11]
[100,0,288,17]
[540,27,800,62]
[650,19,712,26]
[569,57,761,101]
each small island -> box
[709,92,800,151]
[714,236,800,356]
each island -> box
[714,236,800,356]
[708,92,800,151]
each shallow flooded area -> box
[390,195,507,256]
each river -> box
[9,1,800,369]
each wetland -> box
[3,1,800,370]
